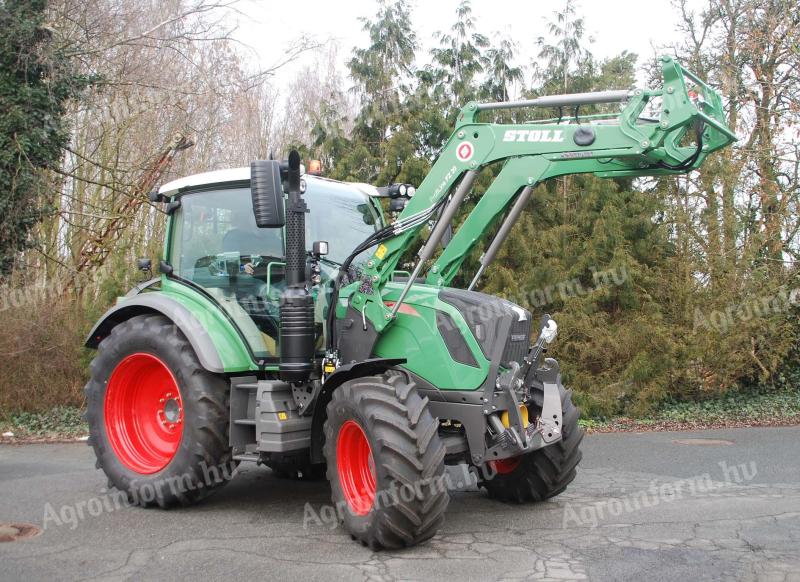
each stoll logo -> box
[456,141,474,162]
[503,129,564,143]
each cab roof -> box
[158,167,380,198]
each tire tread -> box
[323,373,449,549]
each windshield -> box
[304,180,381,266]
[171,188,284,277]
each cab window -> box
[304,186,381,265]
[170,187,285,359]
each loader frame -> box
[327,55,735,360]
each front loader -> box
[84,56,735,549]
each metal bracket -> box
[537,359,563,445]
[291,380,321,417]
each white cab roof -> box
[159,167,382,198]
[159,167,250,196]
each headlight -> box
[541,319,558,343]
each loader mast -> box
[329,56,735,349]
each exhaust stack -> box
[279,150,315,383]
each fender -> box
[309,358,406,463]
[85,293,225,373]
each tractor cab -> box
[157,168,385,360]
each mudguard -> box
[85,293,225,373]
[322,358,407,392]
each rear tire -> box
[480,386,583,503]
[323,372,449,549]
[85,314,237,507]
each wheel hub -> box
[104,353,184,474]
[160,396,182,425]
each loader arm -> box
[331,56,735,348]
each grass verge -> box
[0,406,88,442]
[580,388,800,432]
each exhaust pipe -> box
[279,150,314,383]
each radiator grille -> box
[439,288,532,367]
[501,314,531,366]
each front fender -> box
[309,358,406,463]
[86,292,248,373]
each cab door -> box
[168,185,285,360]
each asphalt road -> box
[1,427,799,581]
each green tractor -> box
[85,56,735,549]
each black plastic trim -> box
[436,310,479,368]
[174,180,251,197]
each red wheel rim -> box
[104,353,184,474]
[491,456,521,475]
[336,420,376,515]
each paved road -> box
[1,427,799,581]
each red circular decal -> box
[456,141,474,162]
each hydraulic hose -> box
[655,119,705,171]
[324,190,452,352]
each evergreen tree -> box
[339,0,417,183]
[429,0,488,116]
[481,37,524,102]
[534,0,593,94]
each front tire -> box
[85,314,237,507]
[480,386,583,503]
[323,373,449,549]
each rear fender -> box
[85,293,245,373]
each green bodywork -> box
[373,282,489,390]
[159,277,265,372]
[153,199,268,372]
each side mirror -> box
[250,160,285,227]
[149,190,169,203]
[136,257,152,272]
[312,241,329,256]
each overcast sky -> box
[232,0,705,92]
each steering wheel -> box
[206,254,283,277]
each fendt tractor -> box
[85,57,735,549]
